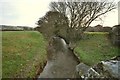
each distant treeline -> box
[85,25,112,32]
[35,24,112,32]
[0,25,34,31]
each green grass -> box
[2,31,120,77]
[2,31,47,78]
[75,32,119,66]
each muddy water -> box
[38,37,80,78]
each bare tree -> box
[37,0,116,49]
[49,0,116,32]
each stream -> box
[38,36,80,78]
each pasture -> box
[2,31,47,78]
[2,31,119,78]
[75,32,119,66]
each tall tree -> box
[37,0,116,49]
[49,0,116,32]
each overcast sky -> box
[0,0,119,27]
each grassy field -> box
[2,31,119,78]
[75,32,119,66]
[2,31,47,78]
